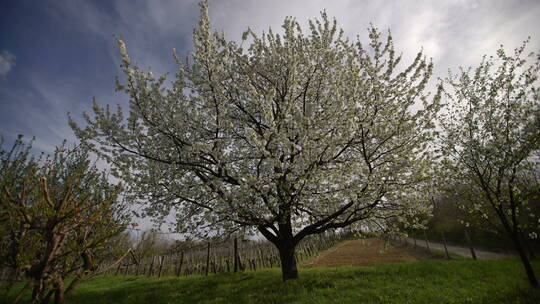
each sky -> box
[1,0,539,153]
[1,0,539,233]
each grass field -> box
[5,259,539,304]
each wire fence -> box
[104,230,353,278]
[384,228,521,260]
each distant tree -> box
[0,137,128,304]
[439,41,540,288]
[428,193,466,234]
[70,2,441,281]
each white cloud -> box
[0,50,16,76]
[205,0,539,68]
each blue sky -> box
[1,0,539,153]
[0,0,198,152]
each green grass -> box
[430,247,467,260]
[4,260,540,304]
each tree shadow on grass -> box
[66,261,540,304]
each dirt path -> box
[405,237,516,260]
[301,238,438,268]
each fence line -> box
[103,230,351,278]
[386,228,491,260]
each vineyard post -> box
[464,229,477,260]
[205,242,211,277]
[423,230,431,253]
[115,263,122,276]
[258,249,265,268]
[233,237,239,273]
[177,251,184,277]
[237,251,245,271]
[158,256,165,278]
[148,256,155,276]
[441,231,450,259]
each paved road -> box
[405,238,516,260]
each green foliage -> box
[0,136,128,303]
[439,40,540,234]
[438,39,540,287]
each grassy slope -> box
[39,260,540,304]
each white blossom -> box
[70,2,441,280]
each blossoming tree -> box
[439,41,540,288]
[70,3,440,281]
[0,137,128,303]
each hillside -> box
[3,239,539,304]
[50,260,540,304]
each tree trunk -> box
[54,279,65,304]
[31,279,47,304]
[278,242,298,281]
[519,230,536,260]
[64,275,83,299]
[510,232,538,288]
[464,229,477,260]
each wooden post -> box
[177,251,184,277]
[158,256,165,278]
[258,249,265,268]
[115,263,122,276]
[423,230,431,252]
[241,255,246,271]
[238,252,244,271]
[233,238,239,273]
[205,242,211,277]
[464,229,477,260]
[441,231,450,259]
[148,256,155,276]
